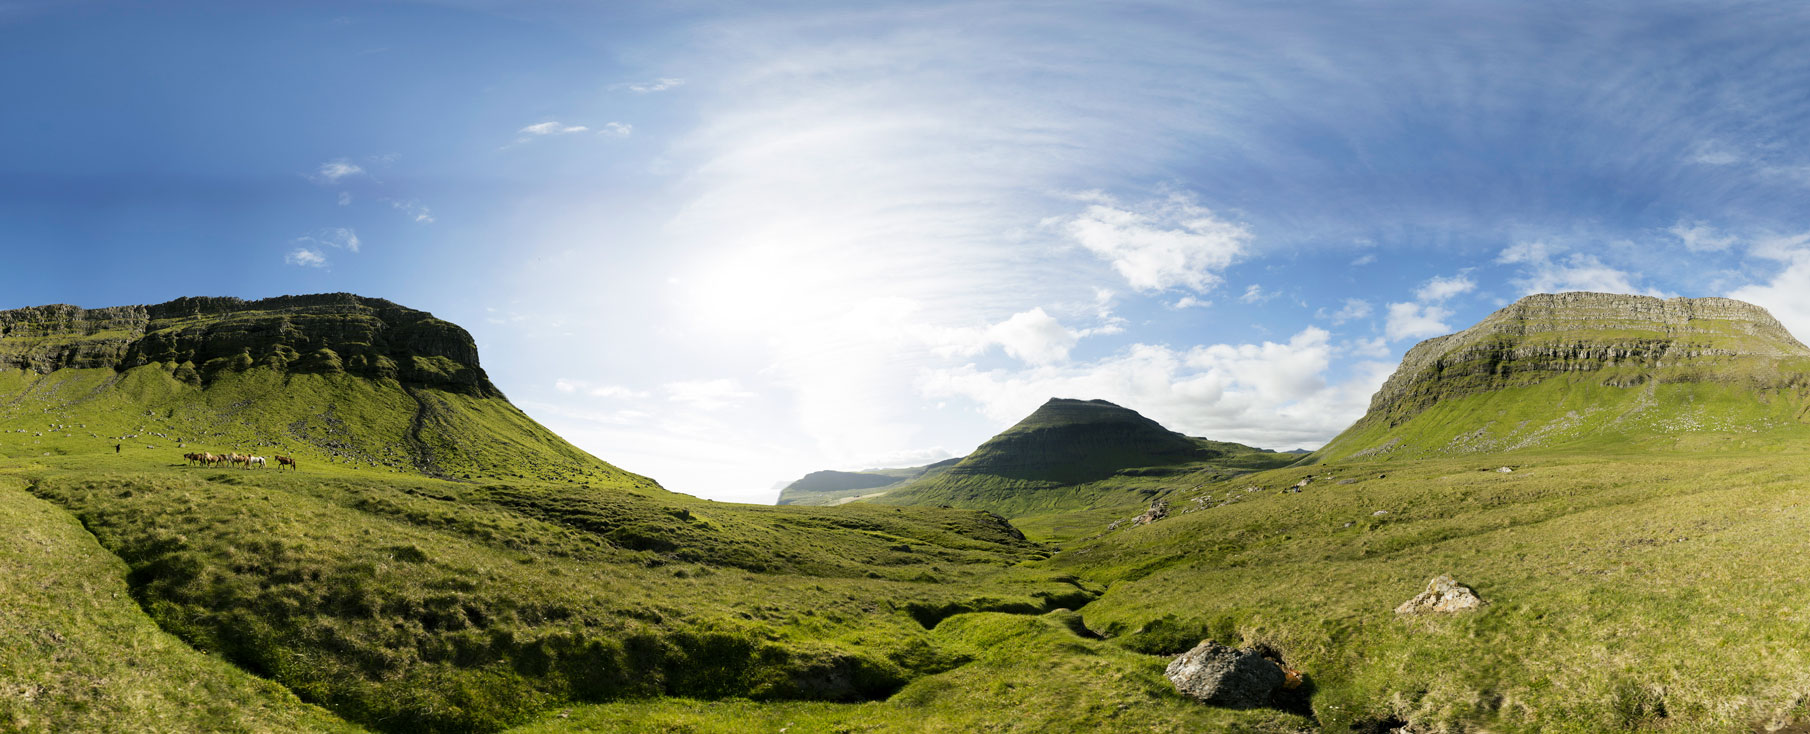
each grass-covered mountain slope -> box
[0,294,1105,734]
[1313,292,1810,463]
[775,458,961,506]
[0,294,641,486]
[868,398,1296,539]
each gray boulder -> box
[1395,574,1486,615]
[1164,640,1285,708]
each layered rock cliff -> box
[0,293,494,395]
[1316,292,1810,461]
[1364,293,1810,427]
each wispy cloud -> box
[309,158,364,184]
[1320,298,1372,325]
[664,378,755,411]
[384,198,434,224]
[293,227,360,253]
[621,77,685,93]
[1496,240,1665,297]
[1669,220,1736,252]
[554,378,650,399]
[284,248,327,268]
[1385,273,1474,341]
[598,121,633,137]
[337,191,352,206]
[520,121,589,136]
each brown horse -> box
[275,455,298,471]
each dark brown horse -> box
[275,455,298,471]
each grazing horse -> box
[248,456,267,469]
[227,453,248,468]
[275,455,298,471]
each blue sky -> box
[7,2,1810,501]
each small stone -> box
[1372,510,1389,516]
[1395,574,1486,615]
[1495,466,1514,473]
[1165,640,1285,709]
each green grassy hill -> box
[870,398,1297,539]
[1313,292,1810,463]
[0,295,1095,734]
[0,294,648,486]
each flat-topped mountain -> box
[0,293,493,393]
[0,293,638,485]
[1315,292,1810,461]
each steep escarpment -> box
[0,293,493,395]
[1316,292,1810,462]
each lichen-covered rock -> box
[1134,499,1169,525]
[1396,574,1486,615]
[1164,640,1285,708]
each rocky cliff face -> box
[0,293,495,395]
[1364,293,1810,427]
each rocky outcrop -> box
[0,293,495,395]
[1165,640,1287,708]
[1134,499,1169,525]
[1363,293,1810,427]
[1395,575,1486,615]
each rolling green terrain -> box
[16,291,1810,733]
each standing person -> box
[115,443,121,454]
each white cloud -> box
[311,159,364,184]
[623,77,685,93]
[1170,296,1212,309]
[1727,233,1810,343]
[1322,297,1372,324]
[1350,253,1377,266]
[284,248,327,268]
[664,378,756,410]
[1688,141,1741,166]
[295,227,360,253]
[1057,192,1251,293]
[337,191,352,206]
[1496,241,1665,297]
[923,306,1084,366]
[1347,336,1391,359]
[919,327,1395,450]
[1516,253,1655,295]
[1415,274,1475,302]
[1385,301,1453,341]
[554,378,650,399]
[1669,220,1737,252]
[598,122,633,137]
[1495,240,1554,265]
[520,121,589,135]
[986,307,1078,366]
[385,198,434,223]
[1239,284,1277,304]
